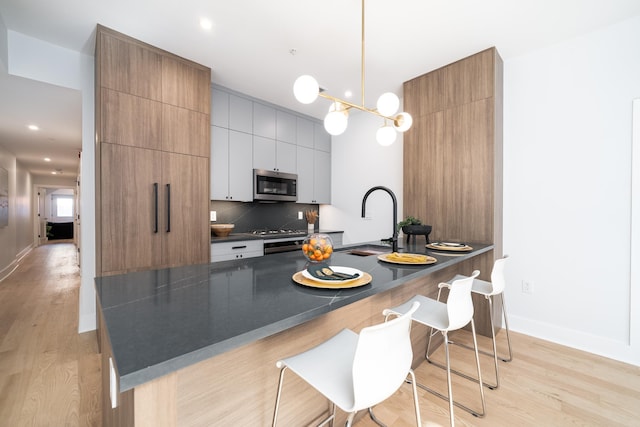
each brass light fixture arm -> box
[318,92,395,122]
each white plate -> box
[302,266,363,284]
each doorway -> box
[34,185,78,248]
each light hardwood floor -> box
[1,243,639,426]
[0,242,101,426]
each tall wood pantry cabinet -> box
[403,47,504,334]
[95,25,211,276]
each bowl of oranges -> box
[301,233,334,263]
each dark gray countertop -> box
[95,240,492,391]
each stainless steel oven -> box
[263,236,306,254]
[247,229,307,254]
[253,169,297,202]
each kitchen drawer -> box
[211,240,264,263]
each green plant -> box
[397,216,422,231]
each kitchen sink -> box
[336,244,394,256]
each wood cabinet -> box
[95,25,211,276]
[100,144,209,272]
[403,47,503,334]
[403,47,501,248]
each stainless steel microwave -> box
[253,169,297,202]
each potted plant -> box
[397,216,432,243]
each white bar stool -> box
[441,255,513,390]
[272,301,422,427]
[385,271,485,427]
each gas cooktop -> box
[248,229,308,237]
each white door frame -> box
[33,184,77,247]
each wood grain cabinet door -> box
[98,28,162,101]
[162,153,210,267]
[100,143,164,274]
[161,56,210,114]
[101,88,162,150]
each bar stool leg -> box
[500,293,513,362]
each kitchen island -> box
[97,240,494,426]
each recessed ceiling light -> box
[344,90,353,98]
[51,171,57,175]
[28,124,39,131]
[44,157,51,162]
[200,17,213,31]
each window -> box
[52,195,74,218]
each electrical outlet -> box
[210,211,216,222]
[298,211,303,220]
[522,280,534,294]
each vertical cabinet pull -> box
[153,183,158,233]
[166,183,171,232]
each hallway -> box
[0,243,101,425]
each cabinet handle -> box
[231,245,247,250]
[153,183,158,233]
[166,183,171,232]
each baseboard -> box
[0,244,34,282]
[510,314,640,367]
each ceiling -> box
[1,0,639,179]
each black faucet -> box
[361,186,399,252]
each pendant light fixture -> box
[293,0,412,145]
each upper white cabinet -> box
[211,85,331,204]
[229,95,253,134]
[211,88,229,128]
[277,111,297,144]
[211,126,253,201]
[296,146,331,204]
[296,118,314,148]
[253,136,296,173]
[314,123,331,152]
[253,103,276,139]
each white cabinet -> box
[211,126,253,201]
[253,103,276,139]
[211,240,264,263]
[277,111,297,144]
[296,117,314,148]
[253,136,296,173]
[324,232,343,247]
[211,88,229,127]
[211,85,331,204]
[229,94,253,133]
[296,146,331,204]
[313,150,331,203]
[314,122,331,152]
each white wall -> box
[320,111,404,245]
[504,16,640,365]
[0,145,33,279]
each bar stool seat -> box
[385,271,485,427]
[272,301,422,427]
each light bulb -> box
[376,92,400,116]
[376,125,397,146]
[324,109,348,136]
[393,112,413,132]
[293,75,319,104]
